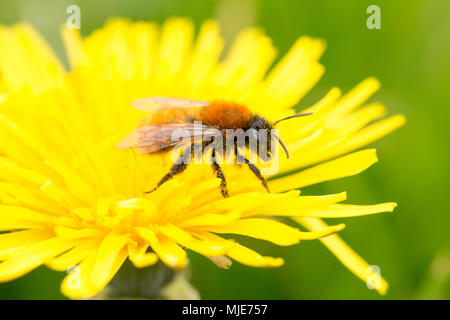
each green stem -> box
[98,260,199,300]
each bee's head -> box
[246,113,313,159]
[248,116,272,131]
[244,116,272,159]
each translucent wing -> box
[131,96,210,112]
[117,123,222,153]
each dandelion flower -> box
[0,18,405,298]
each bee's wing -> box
[117,123,222,153]
[131,97,210,112]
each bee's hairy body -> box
[139,100,264,131]
[119,96,307,197]
[140,100,273,197]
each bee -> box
[117,97,312,197]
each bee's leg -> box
[210,149,229,198]
[236,154,270,193]
[145,145,192,194]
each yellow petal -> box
[227,243,284,267]
[213,28,275,88]
[244,192,347,217]
[270,149,378,192]
[0,229,53,260]
[61,27,89,68]
[136,227,187,269]
[89,232,129,291]
[195,190,300,215]
[339,115,406,154]
[0,181,60,215]
[262,36,326,112]
[46,238,101,271]
[128,243,158,268]
[302,87,342,115]
[0,23,64,92]
[153,18,194,95]
[62,243,128,299]
[0,237,80,282]
[128,21,159,80]
[184,20,223,92]
[0,112,50,165]
[157,224,232,257]
[299,202,397,218]
[207,256,232,269]
[296,223,345,240]
[40,180,79,209]
[45,160,95,204]
[179,210,241,228]
[0,205,54,224]
[333,103,387,137]
[61,251,97,299]
[0,217,45,231]
[206,218,302,246]
[0,157,48,186]
[326,77,381,119]
[192,230,284,267]
[54,226,103,240]
[293,217,388,295]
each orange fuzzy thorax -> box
[202,100,252,130]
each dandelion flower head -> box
[0,18,405,298]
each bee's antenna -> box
[272,133,289,159]
[273,112,313,126]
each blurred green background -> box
[0,0,449,299]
